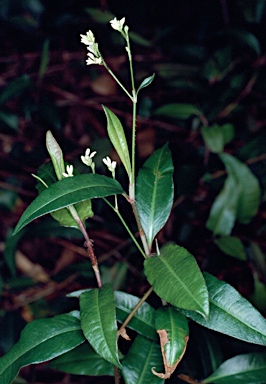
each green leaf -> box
[220,153,261,224]
[136,144,174,248]
[152,307,189,379]
[114,291,157,340]
[214,236,246,260]
[46,130,65,180]
[13,174,124,235]
[122,335,164,384]
[144,243,209,318]
[154,103,201,120]
[137,74,155,94]
[0,111,18,130]
[38,39,50,79]
[0,313,85,384]
[201,124,234,153]
[206,173,240,236]
[36,162,94,228]
[79,284,121,367]
[49,342,113,376]
[203,352,266,384]
[182,273,266,346]
[102,105,131,178]
[0,75,31,105]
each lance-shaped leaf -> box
[154,103,202,120]
[144,244,209,318]
[122,335,164,384]
[219,153,261,224]
[49,342,113,376]
[46,130,65,180]
[137,73,155,94]
[181,273,266,346]
[206,173,240,236]
[136,144,174,248]
[13,174,124,234]
[36,162,94,228]
[102,105,131,178]
[115,291,157,340]
[152,307,189,379]
[0,313,85,384]
[79,284,121,367]
[203,352,266,384]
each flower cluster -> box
[81,148,97,173]
[80,30,103,66]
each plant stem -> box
[67,205,102,288]
[118,286,153,338]
[131,200,150,256]
[104,198,146,258]
[114,366,120,384]
[101,59,133,101]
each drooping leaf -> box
[46,130,65,180]
[201,124,234,153]
[136,144,174,249]
[154,103,202,120]
[49,342,113,376]
[219,153,261,224]
[144,244,209,318]
[152,307,189,379]
[203,352,266,384]
[122,335,164,384]
[214,236,246,260]
[79,284,121,367]
[38,39,50,79]
[13,174,124,235]
[102,105,131,178]
[181,273,266,346]
[35,162,94,228]
[206,173,240,236]
[137,74,155,94]
[0,313,85,384]
[114,291,157,341]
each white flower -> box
[103,156,116,177]
[80,30,95,46]
[81,148,97,166]
[62,164,74,178]
[86,53,103,66]
[110,17,126,32]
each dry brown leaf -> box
[16,250,50,283]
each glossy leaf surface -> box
[144,244,209,318]
[36,162,94,228]
[152,307,189,379]
[122,335,164,384]
[203,352,266,384]
[13,174,124,234]
[79,285,121,367]
[49,342,113,376]
[182,273,266,346]
[115,291,157,340]
[214,236,246,260]
[102,105,131,177]
[0,314,85,384]
[136,144,174,248]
